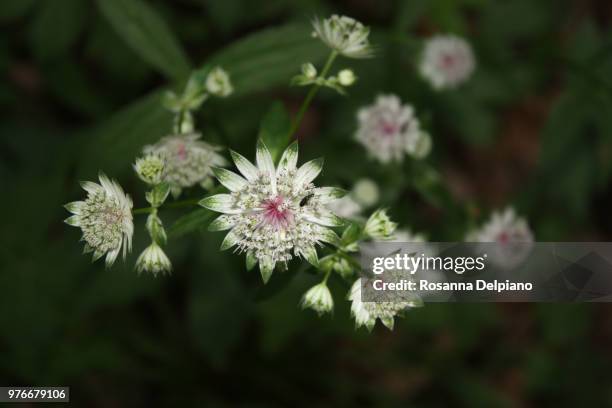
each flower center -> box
[497,231,510,244]
[440,53,456,70]
[262,196,293,229]
[176,142,187,160]
[380,121,398,136]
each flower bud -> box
[352,178,379,208]
[338,69,356,86]
[145,182,170,208]
[408,131,432,159]
[146,213,167,246]
[301,282,334,316]
[364,209,397,240]
[206,67,233,97]
[134,154,165,185]
[302,63,317,79]
[135,242,172,276]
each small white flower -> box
[133,154,165,185]
[327,195,362,219]
[206,67,233,97]
[364,209,397,240]
[337,69,356,86]
[312,15,373,59]
[135,242,172,276]
[419,34,475,90]
[349,278,420,330]
[144,133,227,197]
[301,282,334,315]
[65,173,133,267]
[352,178,379,208]
[467,207,533,269]
[355,95,426,163]
[201,141,344,283]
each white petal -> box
[302,211,344,227]
[208,215,237,231]
[259,256,275,283]
[199,194,240,214]
[212,167,248,192]
[64,215,81,227]
[220,229,240,251]
[295,158,323,189]
[80,180,102,195]
[312,187,347,203]
[256,139,276,194]
[230,150,258,181]
[276,141,298,175]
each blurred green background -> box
[2,0,612,406]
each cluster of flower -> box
[65,14,530,332]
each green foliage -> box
[258,101,291,162]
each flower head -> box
[312,15,373,59]
[65,173,133,267]
[134,154,165,185]
[364,209,397,240]
[206,67,233,97]
[349,278,421,330]
[135,242,172,276]
[420,34,475,90]
[301,282,334,315]
[337,69,356,86]
[201,141,344,283]
[467,207,533,269]
[356,95,428,163]
[144,133,227,197]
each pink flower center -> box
[262,196,293,229]
[379,121,398,137]
[176,143,187,160]
[497,231,510,244]
[440,53,456,70]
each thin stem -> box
[287,50,338,139]
[322,268,332,284]
[133,198,200,215]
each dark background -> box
[2,0,612,406]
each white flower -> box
[135,242,172,276]
[133,154,165,185]
[206,66,233,97]
[467,207,534,269]
[144,133,227,197]
[302,63,317,79]
[312,15,373,59]
[301,282,334,315]
[356,95,427,163]
[419,35,475,90]
[201,141,344,283]
[364,209,397,240]
[352,178,379,208]
[349,278,420,330]
[65,173,133,267]
[327,195,362,219]
[337,69,356,86]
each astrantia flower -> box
[467,207,533,269]
[419,34,475,90]
[356,95,427,163]
[144,133,227,197]
[135,242,172,276]
[312,15,373,59]
[201,140,344,283]
[364,209,397,240]
[134,154,165,185]
[206,67,233,97]
[349,278,421,330]
[65,173,133,267]
[301,282,334,315]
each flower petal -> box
[199,194,240,214]
[302,211,344,227]
[212,167,248,192]
[208,215,237,231]
[295,157,324,189]
[230,150,258,181]
[256,139,276,193]
[220,230,240,251]
[298,245,319,267]
[259,256,275,283]
[80,180,102,195]
[64,215,81,227]
[246,251,257,271]
[313,187,347,203]
[64,201,84,215]
[276,141,298,176]
[316,228,341,246]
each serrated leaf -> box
[96,0,191,82]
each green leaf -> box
[257,101,291,163]
[28,0,85,61]
[168,208,214,239]
[206,23,329,96]
[96,0,191,82]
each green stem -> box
[133,198,200,215]
[287,50,338,139]
[322,268,332,284]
